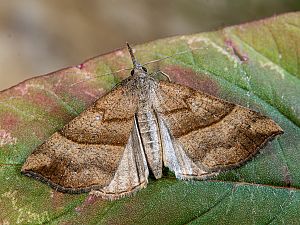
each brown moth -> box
[21,43,283,200]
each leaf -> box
[0,12,299,225]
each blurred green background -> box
[0,0,299,91]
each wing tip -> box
[203,128,284,174]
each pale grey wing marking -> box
[152,83,219,179]
[150,82,194,177]
[91,117,149,200]
[131,115,150,183]
[157,116,214,179]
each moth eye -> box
[130,70,134,75]
[142,67,147,72]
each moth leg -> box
[150,71,172,82]
[159,71,171,82]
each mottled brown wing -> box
[21,85,148,197]
[155,81,283,179]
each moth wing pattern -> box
[21,42,284,200]
[155,81,283,179]
[91,117,149,199]
[22,85,149,199]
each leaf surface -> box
[0,12,299,225]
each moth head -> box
[130,66,147,76]
[126,42,148,76]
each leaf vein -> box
[185,187,233,224]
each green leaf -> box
[0,12,299,224]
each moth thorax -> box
[137,100,152,112]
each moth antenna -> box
[126,42,138,68]
[68,46,205,89]
[67,68,131,88]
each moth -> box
[22,43,283,200]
